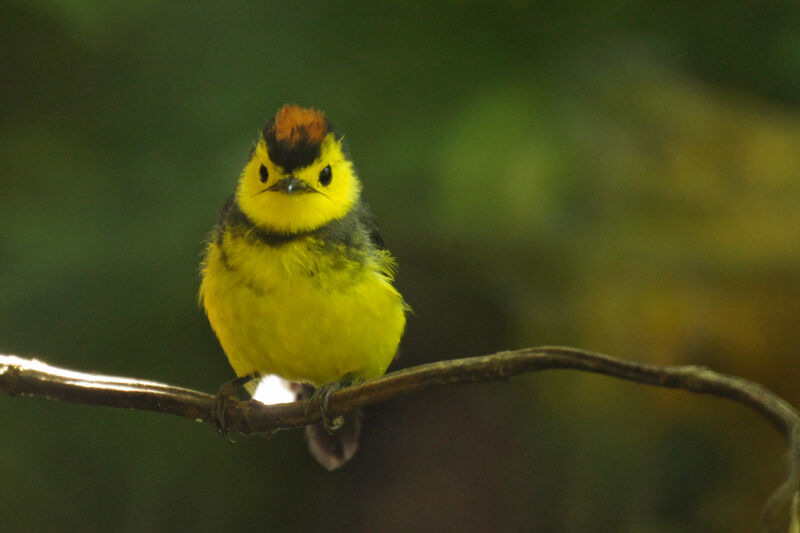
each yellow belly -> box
[200,234,406,387]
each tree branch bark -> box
[1,347,797,531]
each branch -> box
[1,347,798,531]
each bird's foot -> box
[212,372,260,443]
[304,374,358,435]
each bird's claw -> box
[305,380,351,434]
[212,373,259,443]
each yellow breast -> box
[199,229,406,387]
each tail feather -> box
[291,383,362,470]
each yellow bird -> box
[199,104,408,468]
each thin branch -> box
[1,347,798,531]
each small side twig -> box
[1,347,798,531]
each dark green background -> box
[2,2,800,531]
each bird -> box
[199,104,408,469]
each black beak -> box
[268,176,311,195]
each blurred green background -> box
[2,1,799,531]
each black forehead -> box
[265,137,322,171]
[261,120,335,172]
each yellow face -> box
[236,133,360,234]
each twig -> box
[1,347,798,531]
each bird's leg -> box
[212,372,260,443]
[304,374,359,434]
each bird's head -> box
[236,105,361,234]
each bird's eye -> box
[259,164,269,183]
[319,165,332,186]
